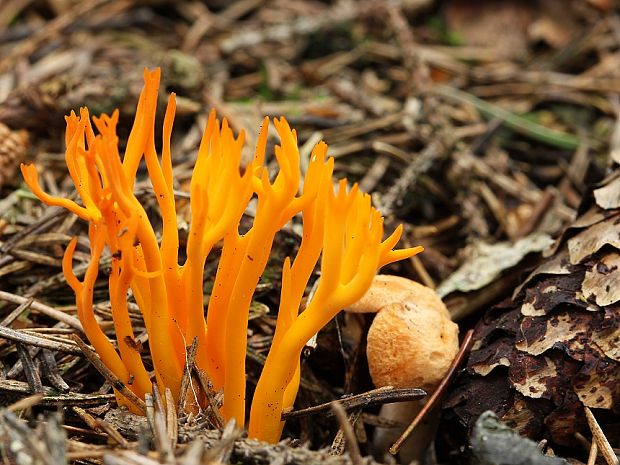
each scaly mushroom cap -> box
[367,300,458,391]
[347,274,451,319]
[349,275,459,391]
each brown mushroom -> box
[367,299,458,392]
[345,274,459,462]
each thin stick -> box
[71,335,145,414]
[0,291,82,330]
[39,349,70,391]
[94,419,130,448]
[330,401,362,465]
[283,386,425,419]
[0,297,34,326]
[6,393,44,412]
[390,329,474,455]
[151,381,166,423]
[587,439,598,465]
[584,406,619,465]
[72,406,102,432]
[0,325,81,353]
[178,336,199,414]
[66,451,107,460]
[145,393,157,442]
[331,410,362,456]
[148,387,174,464]
[194,367,224,429]
[16,343,43,393]
[165,388,178,451]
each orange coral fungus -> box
[21,68,423,442]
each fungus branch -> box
[21,68,422,442]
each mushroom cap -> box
[366,299,459,391]
[347,274,451,319]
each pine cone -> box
[441,177,620,459]
[0,123,29,188]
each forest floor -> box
[0,1,618,464]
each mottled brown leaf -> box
[443,369,515,427]
[543,391,586,446]
[520,272,590,317]
[513,251,572,300]
[510,351,580,406]
[568,216,620,264]
[592,317,620,362]
[472,304,522,347]
[501,397,552,439]
[516,311,593,360]
[443,187,620,456]
[470,338,514,376]
[593,175,620,210]
[573,346,620,410]
[582,252,620,306]
[509,354,557,399]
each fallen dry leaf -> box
[582,252,620,306]
[593,175,620,210]
[516,311,592,359]
[438,233,553,297]
[568,216,620,264]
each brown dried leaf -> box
[516,311,593,360]
[500,398,549,439]
[567,216,620,265]
[471,305,522,349]
[520,272,591,318]
[469,338,513,376]
[593,176,620,210]
[582,253,620,306]
[571,208,610,229]
[510,355,557,400]
[591,307,620,362]
[573,346,620,410]
[592,330,620,363]
[513,250,572,300]
[544,207,608,257]
[438,233,553,297]
[544,393,587,446]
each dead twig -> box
[72,335,146,414]
[0,325,80,353]
[380,139,449,217]
[194,366,224,429]
[390,329,474,455]
[39,349,70,391]
[330,401,362,465]
[584,407,619,465]
[0,296,33,326]
[16,342,43,394]
[177,336,198,414]
[0,291,83,331]
[282,386,425,420]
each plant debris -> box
[0,0,618,463]
[470,411,568,465]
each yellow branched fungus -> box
[21,68,423,442]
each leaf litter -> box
[0,0,619,464]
